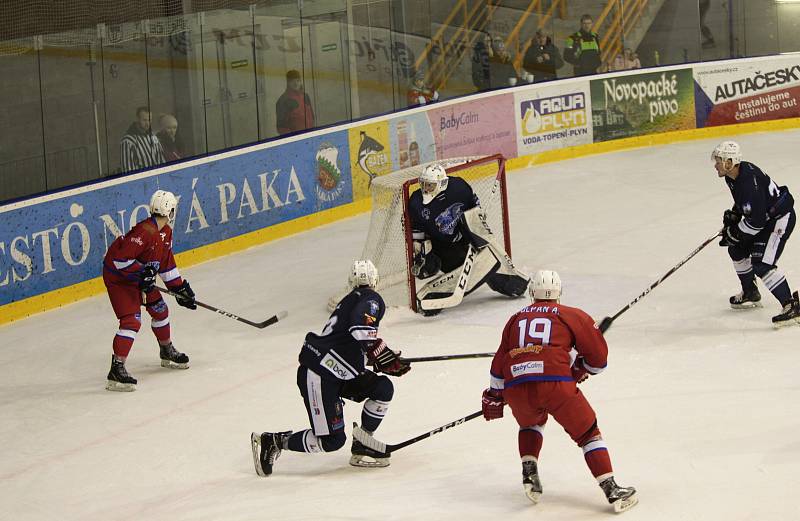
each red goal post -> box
[328,155,511,312]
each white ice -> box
[1,130,799,521]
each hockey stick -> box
[417,244,477,312]
[352,410,483,455]
[155,286,288,329]
[401,352,495,363]
[597,228,723,333]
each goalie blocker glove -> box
[367,340,411,376]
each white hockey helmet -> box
[711,141,742,167]
[529,269,562,301]
[150,190,177,221]
[349,259,379,289]
[419,163,449,204]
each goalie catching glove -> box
[367,340,411,376]
[481,388,505,420]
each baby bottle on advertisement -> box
[397,119,410,168]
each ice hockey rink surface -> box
[1,131,798,521]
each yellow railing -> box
[594,0,650,67]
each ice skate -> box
[730,285,762,309]
[250,431,291,476]
[521,458,542,504]
[159,342,190,369]
[772,291,800,328]
[349,438,390,468]
[106,355,137,392]
[600,476,638,513]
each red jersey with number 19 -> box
[489,303,608,390]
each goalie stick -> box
[352,411,482,455]
[597,228,722,333]
[156,286,287,329]
[401,352,494,363]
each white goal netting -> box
[329,155,510,311]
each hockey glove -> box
[173,280,196,310]
[368,340,411,376]
[719,224,744,247]
[481,388,505,420]
[722,208,741,228]
[571,357,590,384]
[138,265,158,293]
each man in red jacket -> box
[276,69,315,135]
[481,270,638,513]
[102,190,196,391]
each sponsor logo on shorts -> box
[511,360,544,377]
[321,353,355,379]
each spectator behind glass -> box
[523,29,564,82]
[407,71,439,107]
[610,47,641,72]
[156,114,183,162]
[564,14,603,77]
[276,69,315,136]
[488,37,518,89]
[472,31,493,92]
[120,106,165,173]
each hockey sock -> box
[113,314,140,358]
[288,430,323,453]
[760,269,792,304]
[519,426,544,459]
[733,258,755,290]
[361,399,390,433]
[582,439,613,479]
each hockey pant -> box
[288,367,393,454]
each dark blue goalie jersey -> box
[408,176,480,244]
[299,287,385,381]
[725,161,794,239]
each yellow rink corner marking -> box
[3,117,800,326]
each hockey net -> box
[328,154,510,312]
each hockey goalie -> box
[408,164,529,315]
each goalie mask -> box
[419,164,448,204]
[530,270,561,301]
[349,259,379,289]
[711,141,741,170]
[150,190,178,222]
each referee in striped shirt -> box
[120,107,165,173]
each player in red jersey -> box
[481,270,638,513]
[102,190,196,391]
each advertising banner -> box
[348,121,393,201]
[590,68,696,142]
[389,113,437,171]
[694,57,800,127]
[515,82,593,156]
[426,93,517,160]
[0,131,352,307]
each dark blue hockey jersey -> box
[725,161,794,239]
[299,287,385,381]
[408,176,480,244]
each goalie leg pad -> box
[416,247,499,311]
